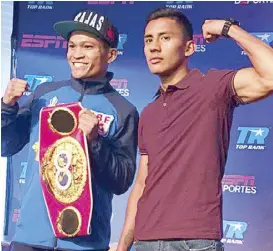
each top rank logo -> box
[27,1,54,10]
[166,1,194,9]
[23,74,53,95]
[222,220,248,245]
[242,33,273,55]
[236,127,270,150]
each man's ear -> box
[107,48,118,64]
[185,40,195,57]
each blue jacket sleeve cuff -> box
[1,98,19,115]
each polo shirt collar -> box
[154,69,203,97]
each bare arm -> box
[117,155,148,251]
[229,26,273,103]
[202,20,273,103]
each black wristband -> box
[221,20,232,38]
[221,18,240,38]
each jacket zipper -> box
[78,81,87,102]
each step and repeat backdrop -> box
[2,1,273,251]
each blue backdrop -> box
[3,1,273,251]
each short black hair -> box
[145,8,193,41]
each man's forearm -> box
[229,25,273,85]
[117,183,145,251]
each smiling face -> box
[144,17,194,77]
[67,31,117,80]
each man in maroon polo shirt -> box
[117,7,273,251]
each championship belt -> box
[39,102,92,238]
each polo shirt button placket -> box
[162,94,169,122]
[161,92,167,108]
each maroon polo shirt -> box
[135,69,244,241]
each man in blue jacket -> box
[1,9,139,251]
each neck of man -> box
[160,61,190,91]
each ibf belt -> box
[39,102,92,238]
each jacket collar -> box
[70,72,114,94]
